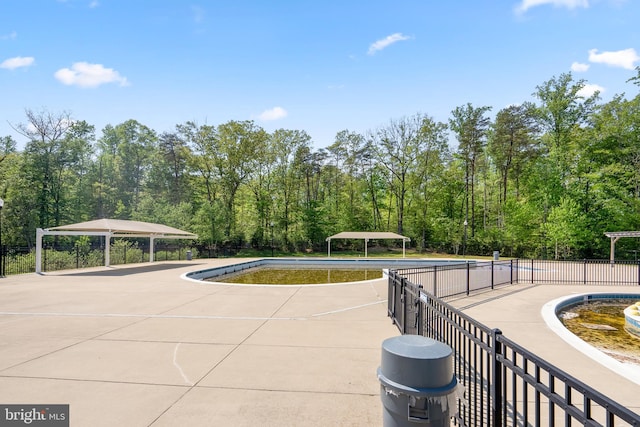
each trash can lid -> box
[380,335,453,389]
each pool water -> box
[560,300,640,364]
[211,267,383,285]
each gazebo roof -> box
[47,219,196,238]
[326,231,410,241]
[604,231,640,238]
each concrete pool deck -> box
[0,259,639,425]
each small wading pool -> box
[542,293,640,385]
[183,258,469,286]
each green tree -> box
[487,102,540,232]
[372,114,429,235]
[16,109,76,228]
[271,128,312,248]
[449,103,492,238]
[213,120,267,241]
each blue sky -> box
[1,0,639,150]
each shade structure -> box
[325,231,411,258]
[604,231,640,263]
[36,219,197,273]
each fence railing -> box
[388,267,640,426]
[393,259,518,300]
[519,259,640,285]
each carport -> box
[325,231,410,258]
[35,219,197,273]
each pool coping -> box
[541,292,640,385]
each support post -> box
[104,233,111,267]
[610,236,620,265]
[149,236,155,262]
[36,228,44,274]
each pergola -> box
[604,231,640,263]
[325,231,411,258]
[36,219,197,273]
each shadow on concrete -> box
[54,263,207,277]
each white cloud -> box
[258,106,288,121]
[0,31,17,40]
[0,56,34,70]
[577,83,604,98]
[89,1,100,8]
[588,48,640,70]
[367,33,411,55]
[571,62,590,72]
[54,62,129,88]
[515,0,589,14]
[192,5,205,23]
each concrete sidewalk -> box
[0,259,638,425]
[0,260,398,426]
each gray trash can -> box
[378,335,460,426]
[186,250,192,261]
[493,251,499,261]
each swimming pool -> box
[182,257,468,286]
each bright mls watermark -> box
[0,405,68,426]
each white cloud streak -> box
[515,0,589,14]
[368,33,411,55]
[192,5,205,23]
[588,48,640,70]
[54,62,129,88]
[0,31,17,40]
[571,62,590,72]
[0,56,34,70]
[258,106,287,121]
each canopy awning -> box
[604,231,640,263]
[36,219,197,273]
[47,219,196,238]
[325,231,410,258]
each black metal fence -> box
[393,260,518,300]
[388,264,640,426]
[519,259,640,285]
[0,243,198,275]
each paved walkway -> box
[0,259,638,426]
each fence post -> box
[433,265,438,298]
[0,244,4,277]
[531,259,534,284]
[584,259,587,285]
[491,328,503,427]
[416,285,423,336]
[491,260,495,290]
[510,259,514,284]
[76,246,79,269]
[466,262,470,296]
[401,277,407,334]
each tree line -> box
[1,70,640,259]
